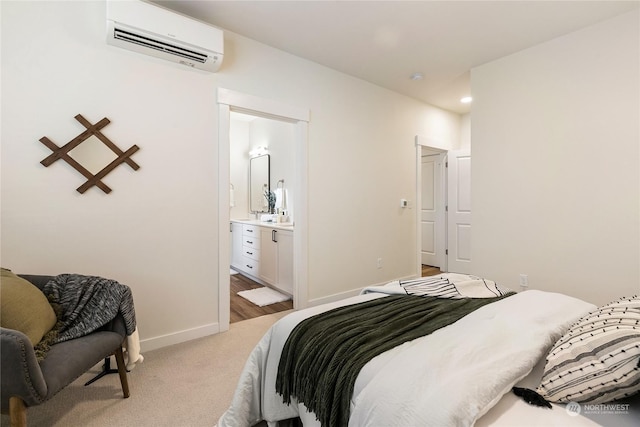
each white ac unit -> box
[106,0,223,72]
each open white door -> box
[447,149,471,274]
[421,154,446,268]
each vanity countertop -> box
[231,218,294,231]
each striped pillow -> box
[537,295,640,403]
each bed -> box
[217,274,640,427]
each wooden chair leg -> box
[9,396,26,427]
[113,346,130,398]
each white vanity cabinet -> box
[275,230,293,294]
[230,222,244,270]
[240,224,260,277]
[230,220,293,295]
[259,228,277,285]
[230,222,262,276]
[259,227,294,295]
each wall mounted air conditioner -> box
[106,0,223,72]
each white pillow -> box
[537,295,640,403]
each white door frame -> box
[415,137,447,277]
[415,137,473,277]
[217,88,310,332]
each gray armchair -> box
[1,274,130,427]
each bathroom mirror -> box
[249,154,270,213]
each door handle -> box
[272,229,278,242]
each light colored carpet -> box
[1,311,291,427]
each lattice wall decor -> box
[39,114,140,194]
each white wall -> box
[229,116,295,220]
[229,118,250,217]
[471,10,639,305]
[1,1,460,349]
[248,117,295,220]
[460,114,471,149]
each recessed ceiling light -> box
[460,96,472,104]
[410,72,424,81]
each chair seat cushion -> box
[0,268,56,346]
[39,330,123,399]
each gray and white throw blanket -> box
[42,273,136,345]
[361,273,513,299]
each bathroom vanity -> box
[230,220,294,295]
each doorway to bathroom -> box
[217,88,310,332]
[228,111,296,323]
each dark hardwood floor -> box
[230,265,442,323]
[422,264,442,277]
[230,272,293,323]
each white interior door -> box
[447,149,472,273]
[421,154,445,267]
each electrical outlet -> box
[377,258,383,269]
[519,274,529,288]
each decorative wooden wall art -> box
[39,114,140,194]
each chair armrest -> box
[0,328,48,411]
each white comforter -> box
[217,289,595,427]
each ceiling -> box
[153,1,639,115]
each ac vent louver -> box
[114,28,208,64]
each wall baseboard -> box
[140,322,220,353]
[307,288,362,307]
[141,275,421,351]
[307,275,417,307]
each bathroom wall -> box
[229,117,250,217]
[230,115,295,221]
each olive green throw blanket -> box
[276,294,512,427]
